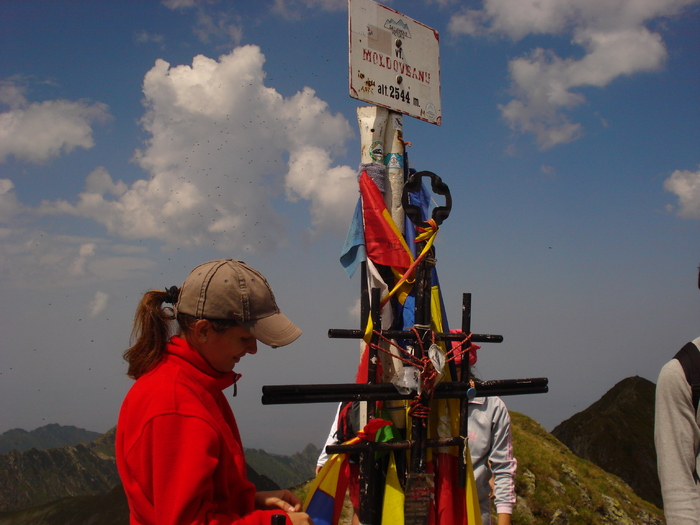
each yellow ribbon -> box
[380,219,439,308]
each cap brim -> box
[244,312,302,348]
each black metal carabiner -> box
[401,170,452,228]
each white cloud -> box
[449,0,696,149]
[84,167,128,196]
[194,12,244,46]
[348,297,361,323]
[540,165,557,178]
[135,30,166,48]
[88,291,109,317]
[39,45,355,252]
[285,146,358,234]
[272,0,346,17]
[110,244,150,255]
[664,168,700,219]
[86,256,159,280]
[160,0,243,47]
[161,0,199,8]
[0,82,27,108]
[0,227,159,288]
[0,82,111,164]
[0,179,24,222]
[68,243,96,276]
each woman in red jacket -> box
[116,259,313,525]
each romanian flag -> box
[358,170,412,271]
[303,440,356,525]
[465,442,483,525]
[381,451,404,525]
[304,421,394,525]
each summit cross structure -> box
[261,2,548,524]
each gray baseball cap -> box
[175,259,301,348]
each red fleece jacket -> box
[116,337,290,525]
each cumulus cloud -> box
[0,228,156,288]
[194,12,244,46]
[40,45,355,252]
[449,0,695,149]
[272,0,346,18]
[161,0,199,8]
[135,30,166,48]
[285,146,357,234]
[160,0,243,47]
[84,166,128,196]
[69,243,97,276]
[0,82,111,163]
[88,291,109,317]
[664,168,700,219]
[0,179,24,223]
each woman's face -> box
[198,324,258,373]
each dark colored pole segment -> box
[261,385,548,405]
[328,328,503,343]
[327,436,466,454]
[459,293,472,488]
[360,262,369,334]
[271,514,287,525]
[409,249,433,475]
[358,287,382,525]
[261,379,549,404]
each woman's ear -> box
[192,319,211,343]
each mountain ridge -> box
[0,424,102,455]
[551,375,661,508]
[0,375,667,523]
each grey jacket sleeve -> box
[655,356,700,524]
[489,398,517,516]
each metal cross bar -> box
[261,378,548,405]
[328,328,503,343]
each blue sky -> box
[1,0,698,455]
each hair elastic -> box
[163,286,179,305]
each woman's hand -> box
[255,490,313,524]
[255,490,302,512]
[288,512,314,525]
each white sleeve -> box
[489,398,517,515]
[317,403,342,467]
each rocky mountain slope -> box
[551,375,661,508]
[0,428,119,513]
[245,443,320,489]
[0,424,101,454]
[0,425,283,516]
[0,407,667,524]
[511,411,662,524]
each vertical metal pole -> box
[360,262,369,335]
[459,293,472,487]
[383,111,405,233]
[410,257,431,474]
[357,106,389,165]
[404,251,435,525]
[357,104,387,432]
[358,288,382,525]
[357,105,390,525]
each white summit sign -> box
[349,0,441,125]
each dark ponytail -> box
[123,289,178,379]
